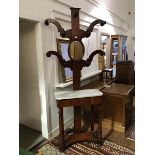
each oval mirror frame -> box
[68,41,85,61]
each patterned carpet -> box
[37,136,134,155]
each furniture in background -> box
[115,60,135,85]
[110,35,128,69]
[45,7,106,151]
[80,79,134,133]
[80,79,113,125]
[101,83,134,133]
[103,68,113,80]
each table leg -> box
[74,106,81,133]
[111,71,113,79]
[98,104,102,145]
[106,72,107,80]
[58,107,65,151]
[91,105,94,131]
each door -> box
[99,33,110,70]
[19,19,49,139]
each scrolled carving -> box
[85,50,105,67]
[45,18,106,40]
[44,18,67,38]
[46,51,74,69]
[46,51,67,67]
[83,19,106,38]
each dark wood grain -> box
[115,61,135,85]
[83,19,106,38]
[58,107,65,151]
[44,19,66,37]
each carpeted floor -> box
[37,137,134,155]
[31,118,135,155]
[35,124,135,155]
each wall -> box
[19,20,41,131]
[19,0,132,138]
[127,0,135,62]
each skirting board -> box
[49,116,73,139]
[102,119,125,133]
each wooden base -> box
[57,96,103,152]
[102,118,125,133]
[62,131,101,150]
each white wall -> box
[127,0,135,62]
[19,0,132,138]
[19,20,41,131]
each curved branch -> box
[84,19,106,38]
[44,18,67,38]
[85,50,105,67]
[46,51,69,67]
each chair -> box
[103,68,113,80]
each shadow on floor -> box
[19,124,44,151]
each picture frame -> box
[56,39,73,83]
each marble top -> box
[55,89,103,100]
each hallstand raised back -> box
[45,7,106,151]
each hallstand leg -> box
[74,106,81,133]
[91,105,94,131]
[98,104,102,145]
[58,107,65,151]
[111,71,113,79]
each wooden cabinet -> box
[101,83,134,133]
[110,35,128,68]
[115,60,135,85]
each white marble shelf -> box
[55,70,102,88]
[55,89,103,100]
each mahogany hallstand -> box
[45,7,106,151]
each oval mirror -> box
[69,41,84,61]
